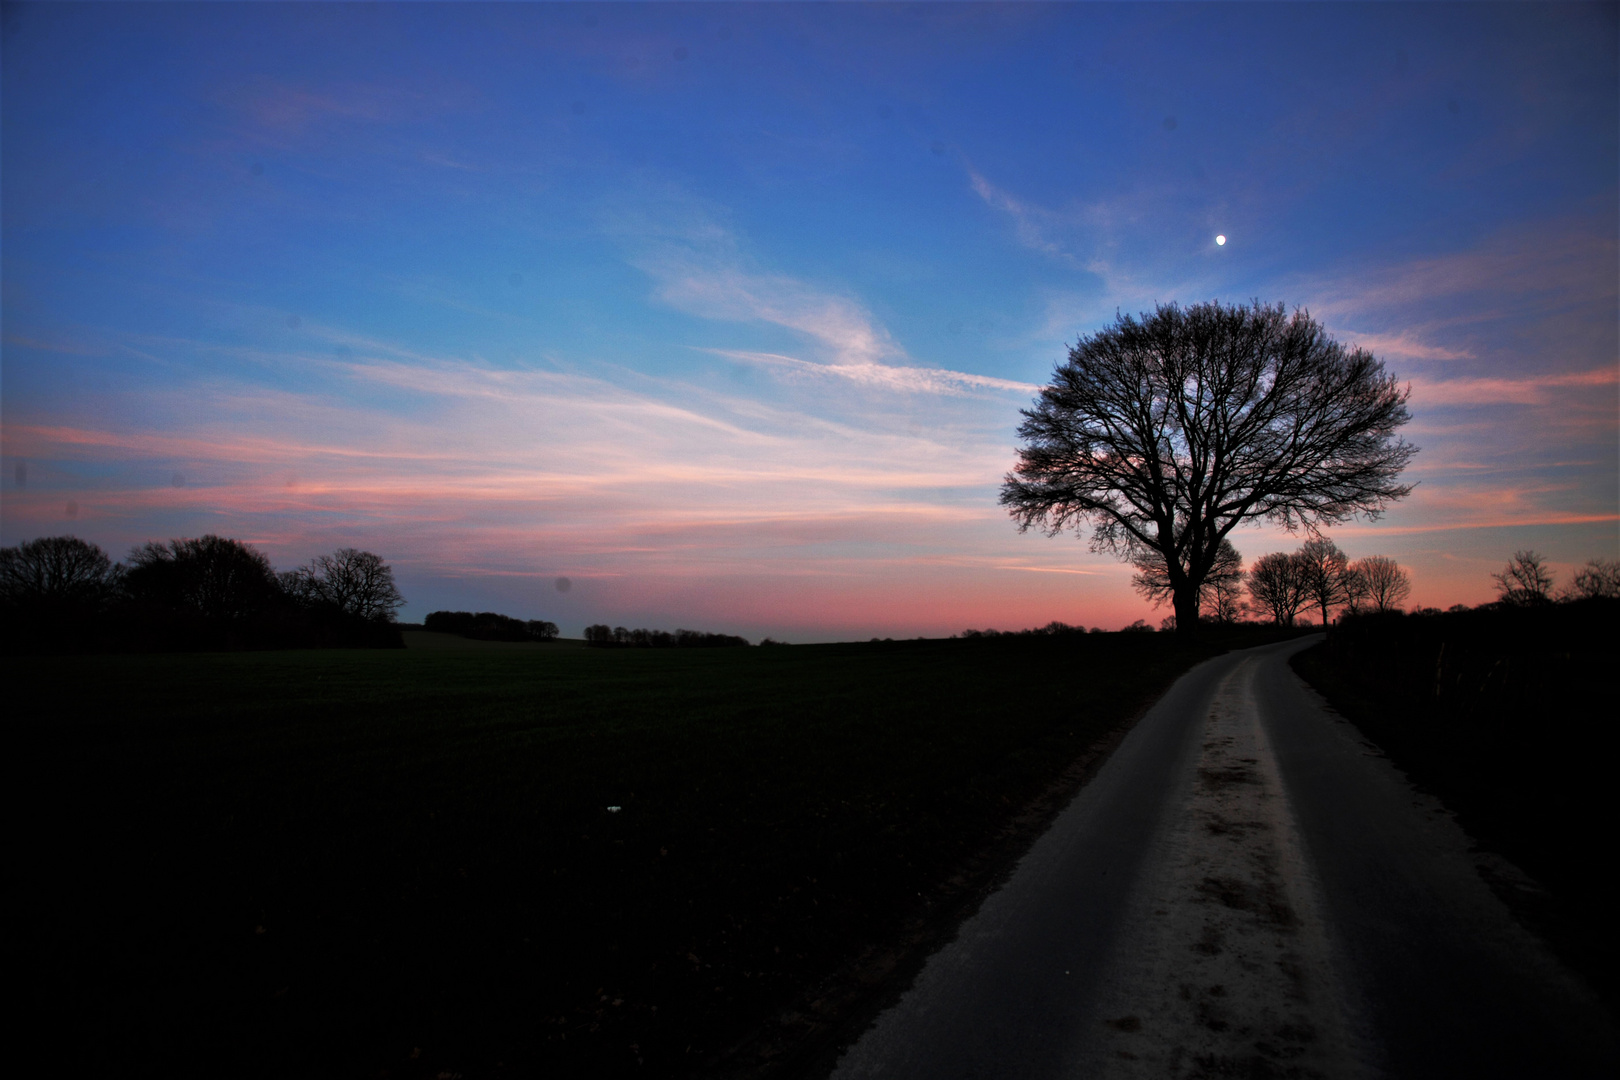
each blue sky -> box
[3,2,1616,639]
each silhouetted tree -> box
[1564,558,1620,601]
[125,535,280,624]
[1296,538,1355,627]
[1246,551,1311,626]
[0,535,121,608]
[0,535,123,649]
[1353,555,1412,613]
[287,548,404,622]
[425,610,556,641]
[1133,539,1243,622]
[1492,550,1555,606]
[1002,301,1415,639]
[4,531,403,652]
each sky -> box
[2,1,1616,641]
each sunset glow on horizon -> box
[3,3,1616,641]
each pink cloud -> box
[1340,332,1474,362]
[1408,367,1617,407]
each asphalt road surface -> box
[829,636,1616,1079]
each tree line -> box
[0,534,405,653]
[1130,536,1413,629]
[1236,539,1413,628]
[1152,541,1619,630]
[423,610,559,642]
[1487,550,1620,607]
[582,624,749,648]
[1310,584,1617,778]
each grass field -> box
[12,627,1289,1079]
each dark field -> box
[12,627,1288,1079]
[1291,599,1619,1016]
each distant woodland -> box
[0,534,405,653]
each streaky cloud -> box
[701,348,1040,397]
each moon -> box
[1216,234,1227,246]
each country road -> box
[828,636,1617,1079]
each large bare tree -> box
[287,547,405,622]
[1565,558,1620,601]
[0,535,121,607]
[1352,555,1411,613]
[1296,537,1355,627]
[1246,551,1312,627]
[1002,301,1415,637]
[1492,549,1555,606]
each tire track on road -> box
[1085,656,1368,1078]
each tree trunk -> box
[1173,587,1200,642]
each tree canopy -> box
[1002,300,1415,636]
[1295,537,1356,628]
[285,547,404,622]
[0,535,120,608]
[1492,549,1556,606]
[1353,555,1412,613]
[1246,551,1312,627]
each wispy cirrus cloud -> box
[1300,215,1618,373]
[0,343,1016,552]
[612,188,1046,408]
[701,348,1039,397]
[1337,331,1474,363]
[966,168,1074,262]
[613,192,904,367]
[1315,223,1616,318]
[646,258,900,367]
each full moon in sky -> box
[1216,234,1227,246]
